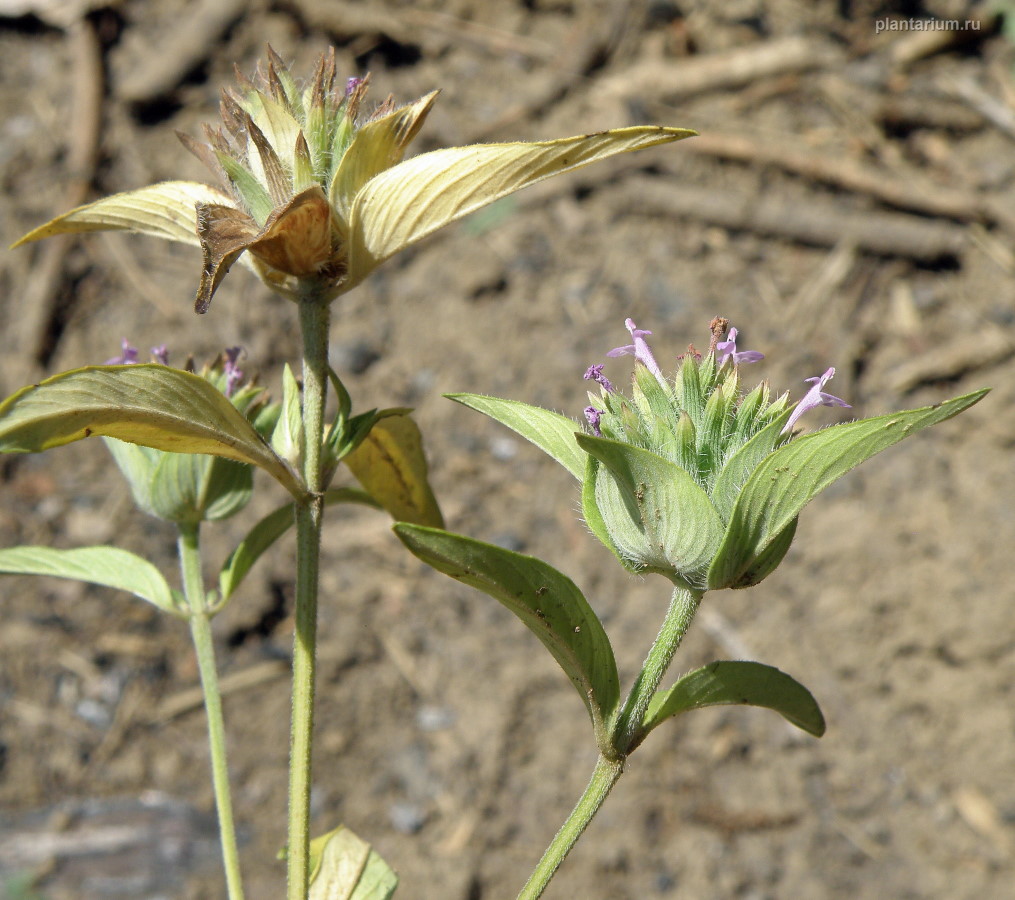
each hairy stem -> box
[286,294,331,900]
[178,523,245,900]
[517,585,703,899]
[613,584,703,753]
[516,755,624,900]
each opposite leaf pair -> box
[395,318,986,756]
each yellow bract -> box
[11,181,231,249]
[13,59,695,313]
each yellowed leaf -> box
[343,414,443,527]
[344,125,696,289]
[0,365,304,498]
[329,91,440,223]
[12,181,235,249]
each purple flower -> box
[151,344,169,365]
[782,367,851,434]
[223,346,244,398]
[584,406,603,437]
[606,318,666,387]
[715,327,764,367]
[584,364,614,393]
[105,339,139,365]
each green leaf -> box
[271,363,304,470]
[103,437,161,515]
[580,455,639,573]
[200,458,255,520]
[149,452,253,524]
[323,367,354,458]
[394,524,620,730]
[11,181,232,249]
[708,389,988,589]
[217,488,381,603]
[728,516,798,589]
[577,435,725,582]
[710,409,793,522]
[308,824,398,900]
[641,660,825,739]
[331,409,381,460]
[0,545,178,615]
[0,365,303,498]
[343,413,443,527]
[447,393,585,481]
[344,125,697,291]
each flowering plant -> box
[395,316,986,898]
[0,48,698,900]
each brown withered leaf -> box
[195,204,259,314]
[248,186,338,279]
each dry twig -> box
[16,17,103,371]
[597,36,842,104]
[152,659,288,722]
[618,177,969,262]
[682,130,1015,235]
[116,0,247,103]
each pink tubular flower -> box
[104,339,139,365]
[715,327,764,367]
[223,346,244,398]
[584,364,614,393]
[606,318,666,388]
[782,367,851,434]
[584,406,603,436]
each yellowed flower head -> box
[179,47,438,311]
[14,47,696,315]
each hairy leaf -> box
[394,524,620,731]
[448,393,585,480]
[344,126,696,290]
[343,413,443,527]
[641,660,825,740]
[0,546,178,614]
[12,181,232,248]
[308,824,398,900]
[0,365,303,497]
[708,390,988,589]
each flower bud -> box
[104,344,278,524]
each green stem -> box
[178,524,245,900]
[286,294,331,900]
[516,755,624,900]
[516,585,703,899]
[613,585,703,754]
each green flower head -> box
[101,342,279,525]
[449,317,985,593]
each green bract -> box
[103,357,278,525]
[450,319,988,590]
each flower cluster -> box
[104,340,250,399]
[579,317,849,588]
[583,317,849,494]
[102,341,279,524]
[14,48,695,318]
[179,48,438,312]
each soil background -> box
[1,1,1014,898]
